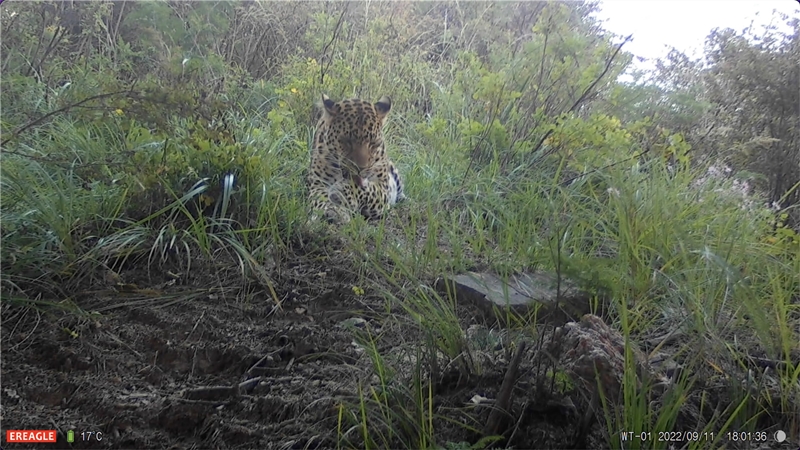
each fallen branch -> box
[484,341,527,437]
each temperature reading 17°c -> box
[81,431,103,442]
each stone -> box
[437,271,595,325]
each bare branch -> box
[1,90,133,147]
[319,5,349,85]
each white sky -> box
[594,0,799,70]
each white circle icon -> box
[774,430,786,443]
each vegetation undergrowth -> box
[2,1,798,449]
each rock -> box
[437,271,595,325]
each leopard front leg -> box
[326,178,363,224]
[308,179,356,224]
[356,163,407,220]
[356,180,391,221]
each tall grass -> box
[3,55,798,450]
[340,115,798,447]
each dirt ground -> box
[1,238,605,450]
[5,227,795,450]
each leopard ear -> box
[321,94,337,117]
[375,96,391,126]
[375,96,391,116]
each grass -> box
[2,95,799,449]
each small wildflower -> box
[352,286,364,296]
[199,194,215,208]
[290,88,298,94]
[115,109,124,116]
[63,327,79,339]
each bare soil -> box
[7,225,794,450]
[1,238,598,450]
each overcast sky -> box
[594,0,799,70]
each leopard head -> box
[320,94,391,187]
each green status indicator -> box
[67,430,75,443]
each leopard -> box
[306,94,406,224]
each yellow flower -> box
[290,88,298,94]
[199,194,215,208]
[351,286,364,296]
[115,109,124,116]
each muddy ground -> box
[1,236,605,450]
[2,231,795,450]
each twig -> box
[526,34,633,157]
[318,5,349,85]
[182,385,239,401]
[1,90,132,147]
[507,399,528,446]
[184,310,205,344]
[558,149,647,187]
[238,376,263,394]
[244,351,279,378]
[485,340,527,436]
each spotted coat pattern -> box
[307,95,405,223]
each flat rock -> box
[437,271,596,325]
